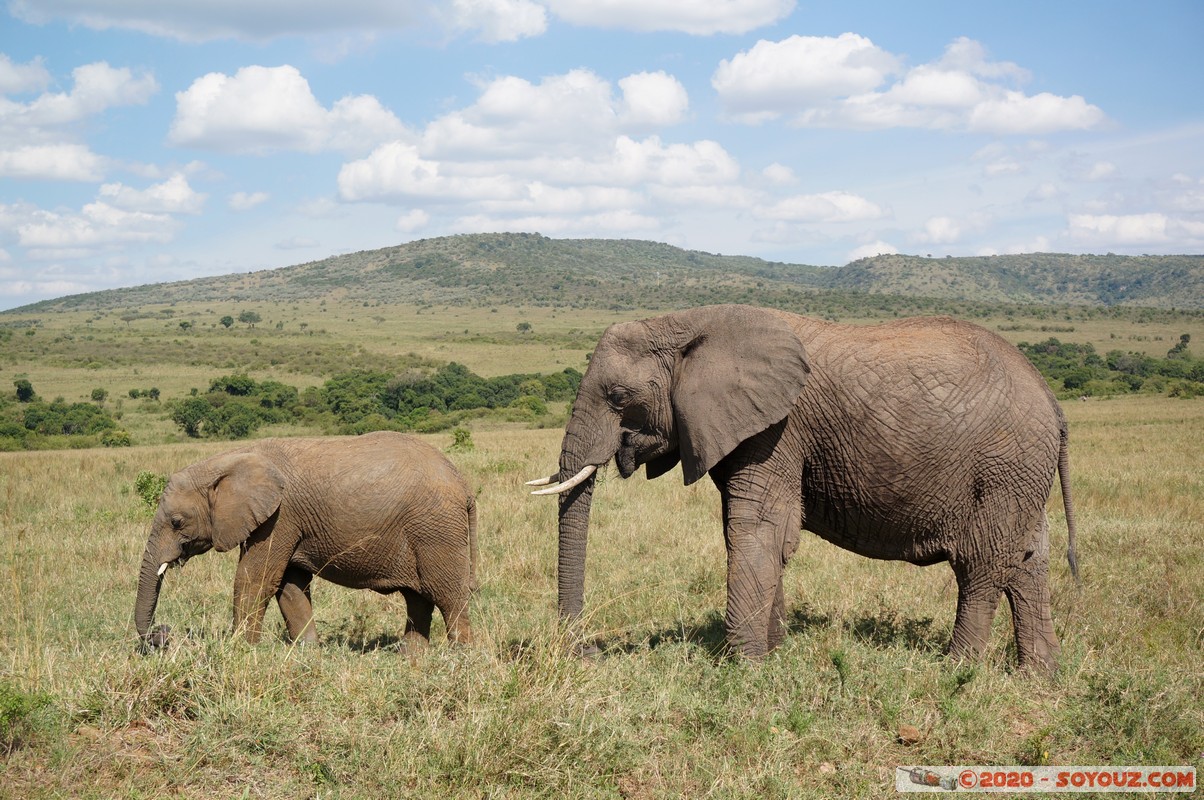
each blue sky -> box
[1,0,1202,310]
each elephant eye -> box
[170,516,184,530]
[607,387,631,408]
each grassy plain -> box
[1,301,1202,798]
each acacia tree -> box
[238,310,261,328]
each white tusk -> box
[525,475,556,487]
[531,464,598,496]
[157,562,169,577]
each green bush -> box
[134,471,169,511]
[0,682,55,755]
[101,429,132,447]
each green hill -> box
[8,233,1203,314]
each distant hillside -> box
[9,233,1203,314]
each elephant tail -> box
[467,493,479,593]
[1059,426,1080,585]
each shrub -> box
[101,429,132,447]
[0,682,56,755]
[14,379,35,403]
[134,471,169,511]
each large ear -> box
[671,305,810,485]
[206,452,285,552]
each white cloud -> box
[228,191,270,211]
[17,202,177,250]
[0,54,50,94]
[0,61,157,170]
[966,91,1104,135]
[1026,182,1063,203]
[983,160,1022,177]
[1086,161,1117,181]
[422,69,685,159]
[15,62,157,127]
[170,65,407,154]
[618,72,689,129]
[1067,213,1169,245]
[545,0,793,35]
[761,163,795,185]
[12,0,792,41]
[9,0,425,42]
[339,142,521,202]
[98,174,207,214]
[847,240,898,261]
[716,35,1106,135]
[713,33,900,123]
[396,209,430,232]
[0,144,107,181]
[449,0,547,42]
[758,190,886,223]
[917,216,961,244]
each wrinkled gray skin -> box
[542,304,1078,672]
[135,431,477,650]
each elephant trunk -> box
[554,410,615,622]
[134,530,179,644]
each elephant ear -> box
[671,305,810,485]
[205,452,285,552]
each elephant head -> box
[134,451,284,647]
[530,305,811,624]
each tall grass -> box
[1,395,1201,798]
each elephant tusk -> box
[531,464,598,496]
[157,562,169,577]
[525,475,557,486]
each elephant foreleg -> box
[277,566,317,644]
[233,536,290,644]
[717,467,802,658]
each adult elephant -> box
[135,431,477,650]
[530,304,1078,672]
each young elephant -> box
[134,431,477,650]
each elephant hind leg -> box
[277,566,317,644]
[1003,517,1060,674]
[948,563,1001,662]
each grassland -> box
[1,299,1202,798]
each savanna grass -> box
[1,395,1201,798]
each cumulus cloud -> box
[9,0,425,42]
[1067,213,1170,245]
[544,0,794,35]
[448,0,547,42]
[422,69,687,159]
[0,60,156,182]
[847,240,899,261]
[715,35,1106,134]
[98,174,207,214]
[15,202,177,250]
[0,54,50,94]
[396,209,430,232]
[758,190,886,223]
[170,65,407,154]
[228,191,270,211]
[713,33,900,123]
[0,144,107,181]
[11,0,792,41]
